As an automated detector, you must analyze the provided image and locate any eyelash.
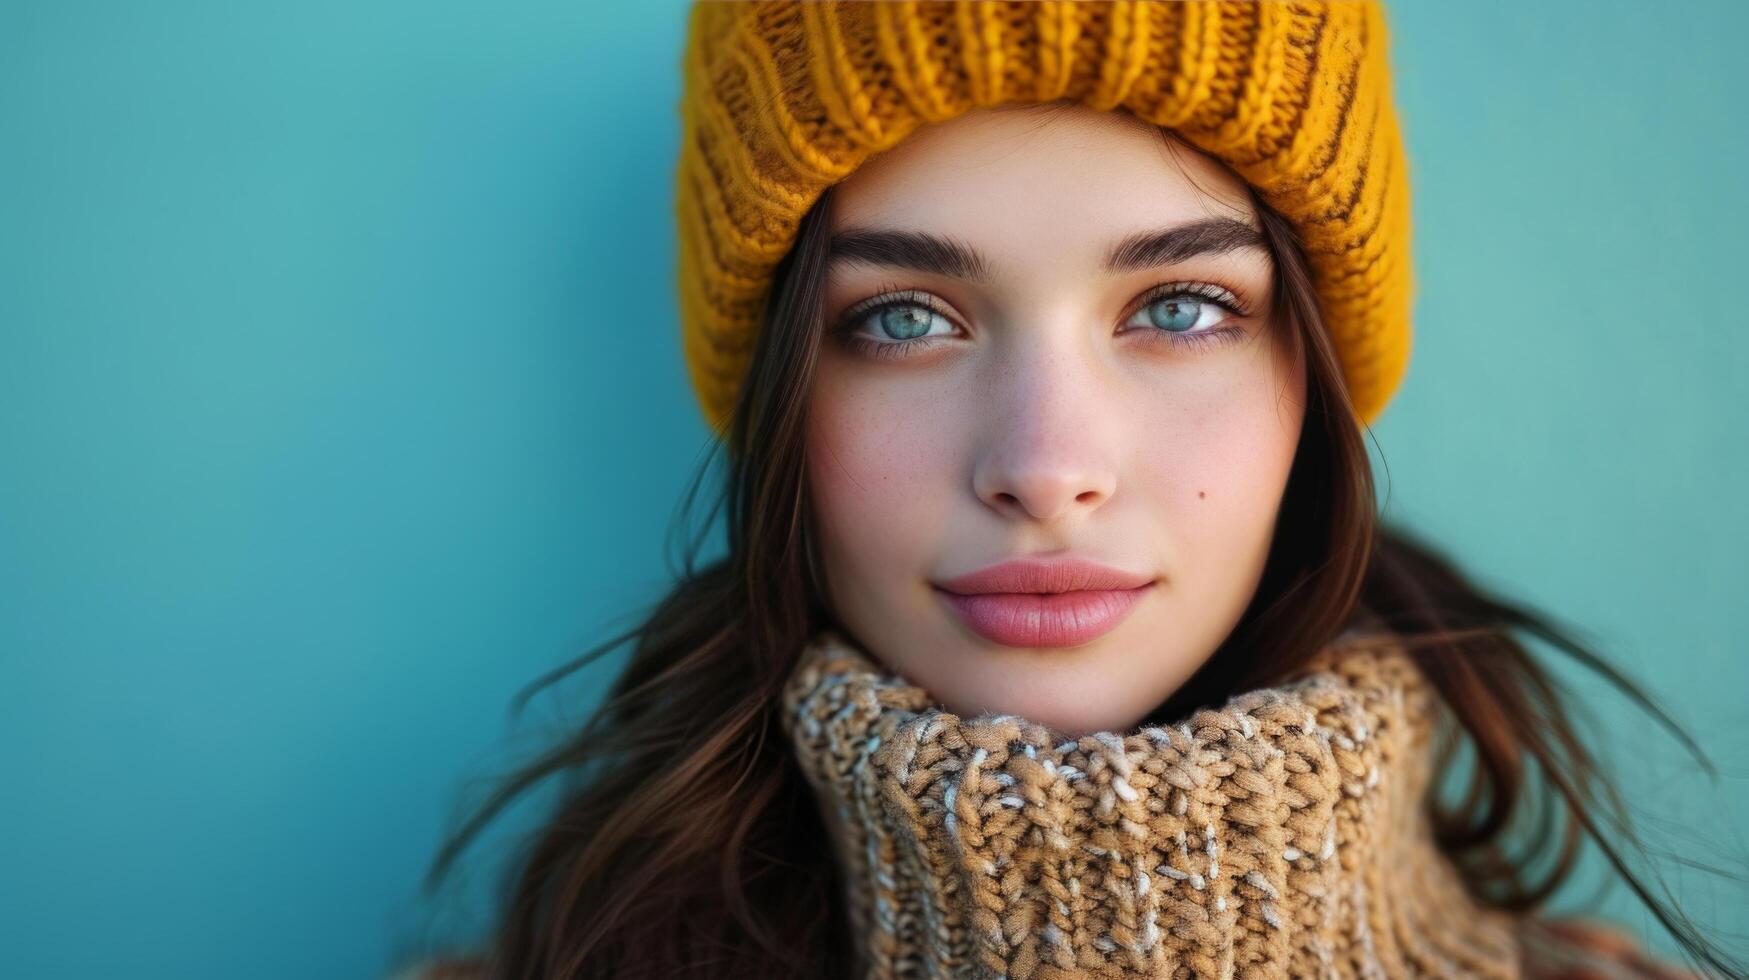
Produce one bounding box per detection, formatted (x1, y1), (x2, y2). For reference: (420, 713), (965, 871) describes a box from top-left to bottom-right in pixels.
(828, 280), (1253, 361)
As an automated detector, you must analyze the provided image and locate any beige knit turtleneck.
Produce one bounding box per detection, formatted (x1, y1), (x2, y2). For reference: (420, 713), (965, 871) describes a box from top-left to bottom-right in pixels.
(779, 629), (1526, 979)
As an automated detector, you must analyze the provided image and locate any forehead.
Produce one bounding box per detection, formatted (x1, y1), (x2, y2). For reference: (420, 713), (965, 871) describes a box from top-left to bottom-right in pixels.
(828, 103), (1257, 248)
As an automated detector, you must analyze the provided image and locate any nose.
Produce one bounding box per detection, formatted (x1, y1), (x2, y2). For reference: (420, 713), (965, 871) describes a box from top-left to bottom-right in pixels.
(970, 345), (1119, 523)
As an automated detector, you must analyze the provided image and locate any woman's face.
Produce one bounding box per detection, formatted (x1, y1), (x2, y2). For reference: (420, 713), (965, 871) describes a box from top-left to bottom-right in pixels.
(804, 102), (1306, 737)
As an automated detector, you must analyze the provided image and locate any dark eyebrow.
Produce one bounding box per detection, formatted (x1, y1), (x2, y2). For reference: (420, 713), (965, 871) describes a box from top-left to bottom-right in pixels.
(1103, 217), (1268, 272)
(826, 228), (994, 282)
(825, 216), (1267, 283)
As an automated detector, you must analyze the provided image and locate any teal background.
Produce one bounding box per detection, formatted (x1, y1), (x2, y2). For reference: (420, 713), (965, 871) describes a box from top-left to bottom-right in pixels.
(3, 1), (1744, 977)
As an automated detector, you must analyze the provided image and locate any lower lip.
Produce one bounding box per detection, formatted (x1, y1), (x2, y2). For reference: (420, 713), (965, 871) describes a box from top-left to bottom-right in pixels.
(934, 585), (1151, 648)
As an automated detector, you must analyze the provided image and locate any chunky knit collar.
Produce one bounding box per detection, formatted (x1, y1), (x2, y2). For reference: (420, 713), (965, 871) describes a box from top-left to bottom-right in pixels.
(779, 628), (1526, 979)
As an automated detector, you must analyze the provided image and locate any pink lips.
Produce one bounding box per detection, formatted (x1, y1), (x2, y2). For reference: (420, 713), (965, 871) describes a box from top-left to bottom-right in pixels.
(932, 556), (1155, 648)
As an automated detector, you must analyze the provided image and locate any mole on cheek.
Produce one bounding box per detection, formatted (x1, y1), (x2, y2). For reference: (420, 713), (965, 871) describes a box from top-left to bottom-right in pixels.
(1198, 490), (1207, 499)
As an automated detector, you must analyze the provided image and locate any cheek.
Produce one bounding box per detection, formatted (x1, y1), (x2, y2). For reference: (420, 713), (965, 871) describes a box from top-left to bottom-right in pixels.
(804, 373), (961, 608)
(1136, 338), (1305, 587)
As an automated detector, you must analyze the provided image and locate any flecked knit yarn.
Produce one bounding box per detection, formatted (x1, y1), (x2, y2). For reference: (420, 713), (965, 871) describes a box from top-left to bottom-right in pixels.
(779, 629), (1524, 979)
(677, 1), (1415, 436)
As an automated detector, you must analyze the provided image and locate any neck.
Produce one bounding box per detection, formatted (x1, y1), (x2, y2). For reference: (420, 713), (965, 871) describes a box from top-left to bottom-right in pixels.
(780, 629), (1524, 979)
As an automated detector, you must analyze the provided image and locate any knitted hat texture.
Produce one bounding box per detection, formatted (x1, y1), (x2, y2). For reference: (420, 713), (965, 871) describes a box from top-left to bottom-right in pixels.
(780, 628), (1523, 978)
(676, 0), (1415, 436)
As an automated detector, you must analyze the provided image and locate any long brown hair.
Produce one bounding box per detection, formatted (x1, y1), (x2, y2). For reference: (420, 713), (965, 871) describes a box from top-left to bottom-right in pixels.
(416, 122), (1744, 979)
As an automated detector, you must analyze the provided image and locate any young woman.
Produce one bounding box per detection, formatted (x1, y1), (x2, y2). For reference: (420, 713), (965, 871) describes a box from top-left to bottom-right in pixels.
(407, 3), (1741, 977)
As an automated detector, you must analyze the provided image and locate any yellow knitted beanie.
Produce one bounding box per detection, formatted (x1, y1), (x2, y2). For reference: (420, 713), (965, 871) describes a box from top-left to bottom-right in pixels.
(676, 1), (1413, 436)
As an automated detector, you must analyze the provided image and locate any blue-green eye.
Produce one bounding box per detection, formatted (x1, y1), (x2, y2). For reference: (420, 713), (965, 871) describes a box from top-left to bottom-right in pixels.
(832, 289), (958, 359)
(872, 304), (942, 341)
(1123, 283), (1242, 336)
(1145, 297), (1202, 331)
(830, 281), (1250, 362)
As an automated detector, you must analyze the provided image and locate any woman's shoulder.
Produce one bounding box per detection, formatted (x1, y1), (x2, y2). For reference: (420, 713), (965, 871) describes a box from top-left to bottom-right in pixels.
(1519, 916), (1701, 979)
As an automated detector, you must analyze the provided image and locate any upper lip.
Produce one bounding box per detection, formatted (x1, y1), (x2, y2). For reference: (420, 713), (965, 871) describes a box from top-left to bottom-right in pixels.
(933, 556), (1156, 595)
